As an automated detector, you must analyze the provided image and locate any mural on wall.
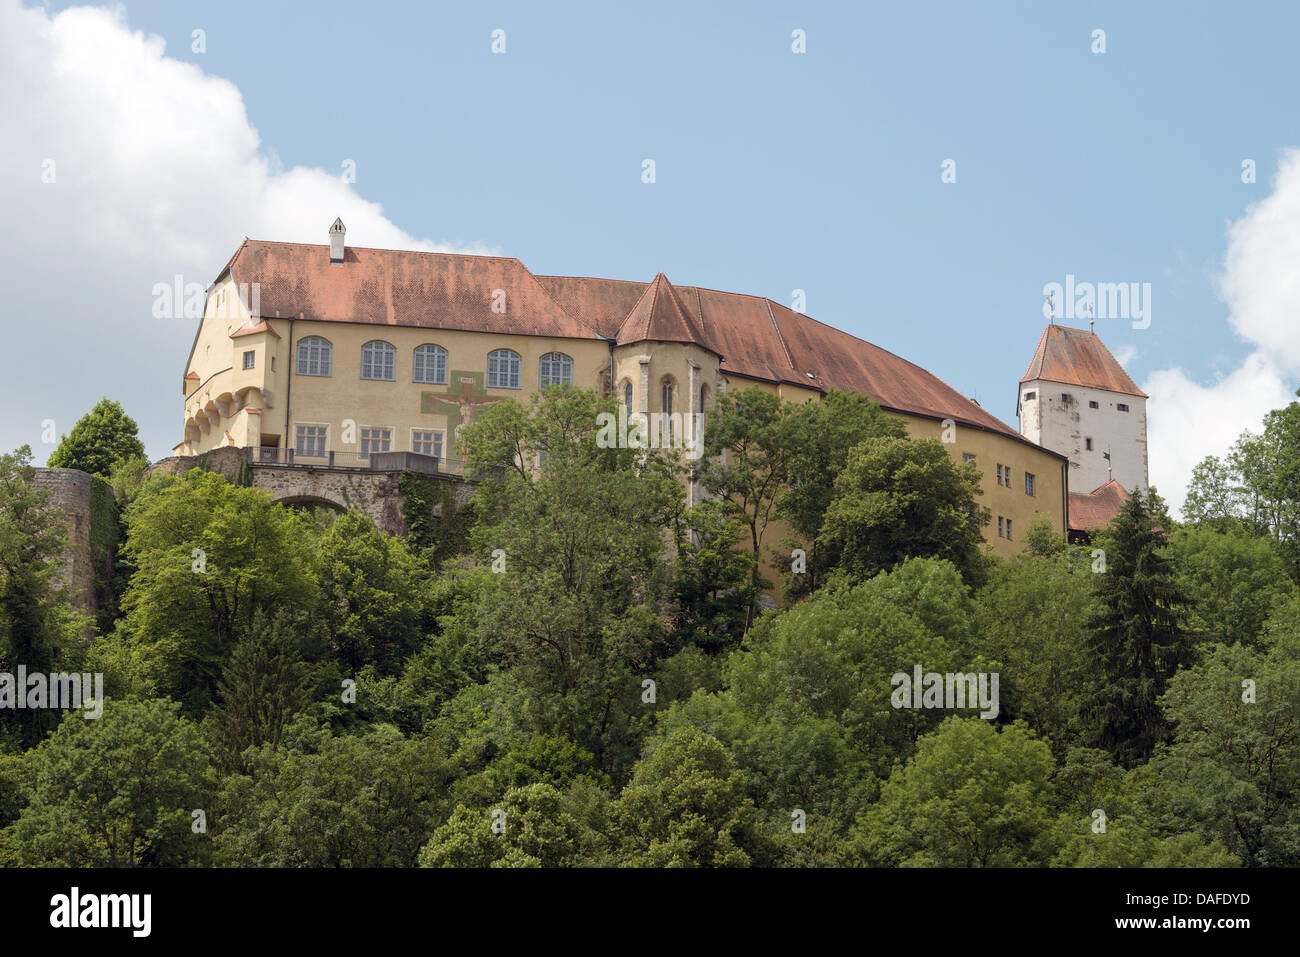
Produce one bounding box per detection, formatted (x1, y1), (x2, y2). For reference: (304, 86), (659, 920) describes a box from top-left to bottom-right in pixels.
(420, 370), (504, 460)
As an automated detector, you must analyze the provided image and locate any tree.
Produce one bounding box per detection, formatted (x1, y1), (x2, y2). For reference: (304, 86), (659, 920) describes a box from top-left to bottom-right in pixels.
(13, 698), (212, 866)
(611, 725), (773, 867)
(215, 721), (450, 867)
(115, 470), (316, 711)
(418, 782), (607, 868)
(856, 718), (1059, 867)
(1168, 524), (1294, 647)
(458, 389), (682, 777)
(1083, 487), (1192, 767)
(777, 391), (907, 595)
(975, 546), (1098, 750)
(1182, 454), (1248, 529)
(817, 436), (990, 586)
(46, 398), (145, 477)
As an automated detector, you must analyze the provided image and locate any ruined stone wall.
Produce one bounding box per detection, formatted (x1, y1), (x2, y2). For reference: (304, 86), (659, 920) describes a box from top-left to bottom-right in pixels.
(32, 468), (116, 619)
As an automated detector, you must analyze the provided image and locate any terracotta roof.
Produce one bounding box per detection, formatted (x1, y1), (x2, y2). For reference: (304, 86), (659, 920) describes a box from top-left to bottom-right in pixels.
(230, 319), (280, 339)
(540, 274), (1034, 440)
(616, 273), (718, 354)
(1068, 479), (1129, 531)
(209, 238), (1056, 448)
(221, 240), (602, 340)
(1021, 324), (1146, 397)
(185, 371), (200, 380)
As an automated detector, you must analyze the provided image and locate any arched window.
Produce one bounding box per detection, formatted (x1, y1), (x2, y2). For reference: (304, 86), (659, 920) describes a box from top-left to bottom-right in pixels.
(661, 377), (674, 417)
(623, 381), (633, 411)
(412, 344), (448, 384)
(361, 340), (396, 381)
(699, 383), (710, 412)
(487, 349), (521, 389)
(539, 352), (573, 388)
(296, 336), (332, 377)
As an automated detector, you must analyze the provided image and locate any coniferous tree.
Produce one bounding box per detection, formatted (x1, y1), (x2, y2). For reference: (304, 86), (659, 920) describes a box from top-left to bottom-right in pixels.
(1083, 487), (1192, 767)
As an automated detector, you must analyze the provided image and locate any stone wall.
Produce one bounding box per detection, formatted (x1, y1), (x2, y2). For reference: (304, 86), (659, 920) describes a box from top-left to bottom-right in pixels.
(32, 468), (117, 620)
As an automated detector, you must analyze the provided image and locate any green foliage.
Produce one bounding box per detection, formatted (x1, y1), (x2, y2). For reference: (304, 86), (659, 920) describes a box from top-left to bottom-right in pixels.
(13, 698), (212, 866)
(399, 471), (475, 568)
(116, 470), (317, 710)
(857, 718), (1059, 867)
(611, 725), (774, 867)
(215, 720), (449, 867)
(818, 436), (990, 587)
(1168, 524), (1294, 647)
(1083, 487), (1193, 766)
(46, 398), (146, 478)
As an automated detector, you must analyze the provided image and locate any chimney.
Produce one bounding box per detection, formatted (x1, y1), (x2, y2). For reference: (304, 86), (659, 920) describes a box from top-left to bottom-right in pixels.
(329, 217), (346, 264)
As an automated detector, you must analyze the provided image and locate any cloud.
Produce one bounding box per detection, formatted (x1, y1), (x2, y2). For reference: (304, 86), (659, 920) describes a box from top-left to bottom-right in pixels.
(0, 1), (494, 460)
(1144, 149), (1300, 516)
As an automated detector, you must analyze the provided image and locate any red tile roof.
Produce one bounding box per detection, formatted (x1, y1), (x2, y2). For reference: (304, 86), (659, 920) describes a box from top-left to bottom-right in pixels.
(211, 239), (1059, 448)
(1068, 479), (1129, 531)
(230, 319), (280, 339)
(1021, 324), (1146, 397)
(221, 240), (602, 340)
(616, 273), (719, 354)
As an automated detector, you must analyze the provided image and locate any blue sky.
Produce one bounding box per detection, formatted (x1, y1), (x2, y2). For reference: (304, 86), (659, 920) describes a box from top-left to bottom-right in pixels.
(6, 0), (1300, 509)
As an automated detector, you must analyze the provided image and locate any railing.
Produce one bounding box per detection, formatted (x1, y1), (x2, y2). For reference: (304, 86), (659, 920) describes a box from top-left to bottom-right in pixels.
(246, 446), (467, 476)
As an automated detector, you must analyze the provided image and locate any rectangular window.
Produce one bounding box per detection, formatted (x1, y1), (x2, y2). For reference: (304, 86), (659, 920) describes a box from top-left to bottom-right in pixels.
(411, 429), (443, 459)
(360, 427), (392, 459)
(294, 424), (327, 458)
(996, 464), (1004, 486)
(1062, 393), (1071, 402)
(1085, 437), (1094, 451)
(962, 453), (976, 465)
(1004, 466), (1011, 487)
(1006, 519), (1012, 540)
(1025, 472), (1036, 496)
(998, 516), (1004, 537)
(1117, 403), (1129, 412)
(243, 350), (255, 370)
(1089, 400), (1099, 409)
(1023, 391), (1036, 401)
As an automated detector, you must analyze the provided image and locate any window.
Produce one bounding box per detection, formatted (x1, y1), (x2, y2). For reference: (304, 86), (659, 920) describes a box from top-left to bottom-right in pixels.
(539, 352), (573, 388)
(1061, 393), (1071, 402)
(296, 336), (332, 376)
(361, 340), (396, 381)
(1006, 519), (1013, 540)
(411, 429), (443, 459)
(1117, 403), (1129, 412)
(360, 427), (392, 459)
(962, 453), (976, 465)
(1004, 466), (1011, 487)
(1089, 400), (1099, 409)
(623, 381), (633, 411)
(1025, 472), (1036, 496)
(1023, 391), (1036, 401)
(487, 349), (521, 389)
(662, 379), (674, 417)
(996, 464), (1004, 486)
(412, 344), (448, 385)
(295, 424), (327, 458)
(243, 350), (255, 370)
(998, 516), (1004, 537)
(1085, 437), (1094, 451)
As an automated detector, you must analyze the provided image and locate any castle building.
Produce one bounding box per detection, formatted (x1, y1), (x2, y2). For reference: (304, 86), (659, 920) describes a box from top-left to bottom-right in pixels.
(1017, 324), (1149, 498)
(179, 221), (1069, 557)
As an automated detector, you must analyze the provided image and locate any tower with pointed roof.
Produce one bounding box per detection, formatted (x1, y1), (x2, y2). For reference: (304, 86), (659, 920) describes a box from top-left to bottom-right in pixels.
(1017, 324), (1148, 496)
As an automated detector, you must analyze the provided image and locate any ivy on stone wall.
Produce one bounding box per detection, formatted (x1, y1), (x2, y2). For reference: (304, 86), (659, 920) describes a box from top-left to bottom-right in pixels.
(398, 471), (474, 567)
(87, 475), (120, 634)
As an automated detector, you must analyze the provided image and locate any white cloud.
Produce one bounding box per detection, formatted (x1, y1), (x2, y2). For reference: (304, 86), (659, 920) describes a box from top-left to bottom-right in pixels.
(1144, 149), (1300, 516)
(0, 1), (494, 460)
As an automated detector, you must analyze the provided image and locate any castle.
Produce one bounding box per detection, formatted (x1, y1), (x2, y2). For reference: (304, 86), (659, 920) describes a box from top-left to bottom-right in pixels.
(175, 220), (1142, 557)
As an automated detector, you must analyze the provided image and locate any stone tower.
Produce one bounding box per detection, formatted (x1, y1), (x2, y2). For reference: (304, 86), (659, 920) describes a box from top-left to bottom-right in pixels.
(1017, 324), (1148, 495)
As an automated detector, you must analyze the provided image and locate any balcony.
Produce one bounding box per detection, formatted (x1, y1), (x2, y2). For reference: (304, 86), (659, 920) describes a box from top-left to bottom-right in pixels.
(246, 446), (464, 476)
